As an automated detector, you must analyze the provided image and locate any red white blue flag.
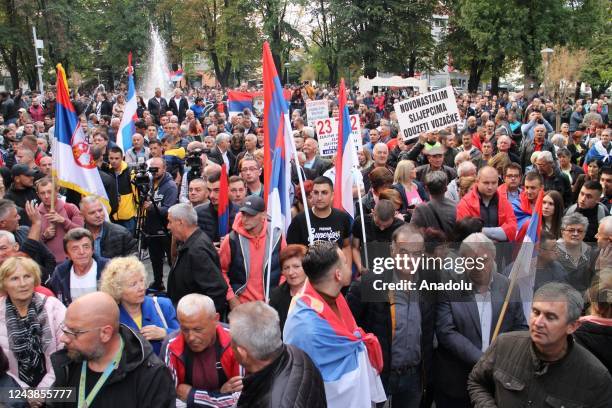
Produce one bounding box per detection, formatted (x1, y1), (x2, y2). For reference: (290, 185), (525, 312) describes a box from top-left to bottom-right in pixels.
(117, 52), (138, 152)
(227, 90), (254, 118)
(218, 163), (230, 238)
(333, 78), (358, 219)
(262, 42), (293, 233)
(508, 189), (543, 320)
(53, 64), (109, 208)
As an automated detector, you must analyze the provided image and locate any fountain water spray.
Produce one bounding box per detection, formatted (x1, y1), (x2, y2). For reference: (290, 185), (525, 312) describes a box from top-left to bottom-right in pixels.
(141, 26), (172, 100)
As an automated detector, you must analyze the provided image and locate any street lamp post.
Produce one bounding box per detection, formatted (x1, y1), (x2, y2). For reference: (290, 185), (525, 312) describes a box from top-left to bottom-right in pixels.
(540, 47), (554, 99)
(284, 62), (290, 85)
(32, 26), (45, 95)
(93, 68), (102, 87)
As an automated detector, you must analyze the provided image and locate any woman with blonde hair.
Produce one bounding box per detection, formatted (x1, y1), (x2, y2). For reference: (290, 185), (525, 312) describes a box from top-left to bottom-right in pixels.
(392, 160), (428, 213)
(100, 256), (179, 354)
(574, 272), (612, 372)
(0, 256), (65, 390)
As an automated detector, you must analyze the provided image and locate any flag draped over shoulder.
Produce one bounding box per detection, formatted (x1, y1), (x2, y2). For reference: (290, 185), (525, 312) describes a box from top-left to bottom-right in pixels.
(508, 189), (543, 321)
(283, 281), (386, 407)
(262, 42), (293, 234)
(117, 52), (138, 152)
(218, 163), (230, 238)
(53, 64), (109, 207)
(333, 79), (357, 219)
(584, 140), (611, 166)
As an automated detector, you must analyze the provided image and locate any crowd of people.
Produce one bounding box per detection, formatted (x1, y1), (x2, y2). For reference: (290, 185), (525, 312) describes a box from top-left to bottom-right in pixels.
(0, 81), (609, 407)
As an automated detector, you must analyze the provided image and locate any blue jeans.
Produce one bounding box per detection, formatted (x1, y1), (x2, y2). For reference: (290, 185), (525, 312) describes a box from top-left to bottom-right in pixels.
(386, 369), (422, 408)
(115, 218), (136, 236)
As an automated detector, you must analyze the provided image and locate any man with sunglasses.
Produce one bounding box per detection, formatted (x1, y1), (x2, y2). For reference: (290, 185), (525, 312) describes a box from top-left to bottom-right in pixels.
(51, 291), (175, 407)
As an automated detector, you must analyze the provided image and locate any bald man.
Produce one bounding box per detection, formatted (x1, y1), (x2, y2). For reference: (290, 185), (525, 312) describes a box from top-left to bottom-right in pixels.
(51, 292), (175, 407)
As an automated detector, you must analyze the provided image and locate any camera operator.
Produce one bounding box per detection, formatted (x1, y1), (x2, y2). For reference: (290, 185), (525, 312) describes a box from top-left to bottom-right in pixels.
(178, 141), (209, 203)
(144, 157), (178, 291)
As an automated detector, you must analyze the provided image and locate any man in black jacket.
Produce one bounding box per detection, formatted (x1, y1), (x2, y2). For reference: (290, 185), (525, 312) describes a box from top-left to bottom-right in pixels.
(147, 87), (168, 124)
(51, 292), (175, 408)
(347, 224), (436, 408)
(535, 150), (573, 206)
(80, 196), (137, 258)
(145, 157), (178, 291)
(230, 301), (326, 408)
(167, 203), (228, 314)
(196, 170), (238, 243)
(168, 88), (189, 123)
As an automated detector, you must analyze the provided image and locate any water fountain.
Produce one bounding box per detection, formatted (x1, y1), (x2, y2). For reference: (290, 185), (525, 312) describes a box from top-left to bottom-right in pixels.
(141, 26), (172, 100)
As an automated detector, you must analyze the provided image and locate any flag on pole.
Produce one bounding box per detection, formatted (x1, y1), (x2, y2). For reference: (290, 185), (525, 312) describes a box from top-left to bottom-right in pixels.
(333, 78), (358, 219)
(508, 189), (543, 321)
(227, 90), (254, 118)
(117, 52), (138, 152)
(218, 163), (230, 238)
(262, 42), (294, 233)
(53, 64), (109, 208)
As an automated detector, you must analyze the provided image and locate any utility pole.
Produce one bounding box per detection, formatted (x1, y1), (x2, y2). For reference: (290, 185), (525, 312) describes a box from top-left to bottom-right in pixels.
(32, 26), (45, 95)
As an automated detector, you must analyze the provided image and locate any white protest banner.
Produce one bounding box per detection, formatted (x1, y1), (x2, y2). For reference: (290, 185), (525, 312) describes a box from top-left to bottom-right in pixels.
(306, 99), (329, 126)
(393, 86), (461, 141)
(315, 114), (363, 157)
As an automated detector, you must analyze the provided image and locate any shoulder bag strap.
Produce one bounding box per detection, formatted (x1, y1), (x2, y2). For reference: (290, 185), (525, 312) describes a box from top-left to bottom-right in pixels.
(152, 296), (168, 329)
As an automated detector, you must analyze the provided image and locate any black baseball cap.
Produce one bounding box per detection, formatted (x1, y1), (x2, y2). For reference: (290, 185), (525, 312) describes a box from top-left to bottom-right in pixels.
(239, 195), (265, 215)
(11, 164), (35, 178)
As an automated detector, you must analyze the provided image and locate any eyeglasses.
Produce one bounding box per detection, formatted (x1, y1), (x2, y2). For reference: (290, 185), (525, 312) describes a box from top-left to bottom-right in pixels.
(563, 228), (585, 235)
(60, 323), (102, 339)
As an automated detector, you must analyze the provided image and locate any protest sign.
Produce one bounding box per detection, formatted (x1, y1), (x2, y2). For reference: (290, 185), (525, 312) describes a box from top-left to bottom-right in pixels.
(253, 96), (264, 114)
(315, 114), (363, 157)
(393, 86), (461, 141)
(306, 100), (330, 126)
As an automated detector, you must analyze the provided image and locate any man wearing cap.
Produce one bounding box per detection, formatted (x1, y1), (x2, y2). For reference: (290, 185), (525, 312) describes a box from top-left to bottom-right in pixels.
(220, 195), (285, 310)
(5, 164), (38, 213)
(415, 145), (457, 184)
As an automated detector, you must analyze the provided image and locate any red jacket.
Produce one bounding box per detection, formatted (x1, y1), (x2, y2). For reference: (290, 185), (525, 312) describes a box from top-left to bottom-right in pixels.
(456, 185), (517, 241)
(161, 323), (240, 400)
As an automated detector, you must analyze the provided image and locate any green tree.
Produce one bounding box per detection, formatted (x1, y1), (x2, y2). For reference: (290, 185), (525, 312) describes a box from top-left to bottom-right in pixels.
(160, 0), (259, 88)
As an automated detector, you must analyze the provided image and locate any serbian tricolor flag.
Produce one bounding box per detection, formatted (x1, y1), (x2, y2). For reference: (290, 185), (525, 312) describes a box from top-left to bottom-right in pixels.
(218, 163), (230, 238)
(117, 52), (138, 152)
(507, 189), (543, 321)
(584, 140), (611, 167)
(511, 190), (539, 242)
(333, 79), (358, 219)
(284, 280), (386, 407)
(262, 42), (293, 233)
(227, 90), (254, 118)
(53, 64), (109, 208)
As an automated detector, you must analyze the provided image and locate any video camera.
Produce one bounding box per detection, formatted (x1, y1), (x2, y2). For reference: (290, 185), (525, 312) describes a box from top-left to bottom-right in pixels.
(185, 147), (210, 184)
(133, 158), (157, 196)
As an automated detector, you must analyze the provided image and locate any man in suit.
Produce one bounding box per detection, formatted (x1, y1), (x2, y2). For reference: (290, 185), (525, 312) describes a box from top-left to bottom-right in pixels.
(347, 224), (437, 407)
(168, 88), (189, 123)
(207, 133), (237, 175)
(147, 87), (168, 124)
(302, 138), (331, 180)
(434, 233), (527, 407)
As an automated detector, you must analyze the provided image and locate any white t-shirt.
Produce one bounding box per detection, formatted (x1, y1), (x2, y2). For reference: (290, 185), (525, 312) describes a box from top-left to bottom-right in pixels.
(70, 261), (98, 300)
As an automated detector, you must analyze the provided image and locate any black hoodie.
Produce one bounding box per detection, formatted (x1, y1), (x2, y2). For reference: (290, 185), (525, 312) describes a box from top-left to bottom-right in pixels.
(49, 325), (175, 407)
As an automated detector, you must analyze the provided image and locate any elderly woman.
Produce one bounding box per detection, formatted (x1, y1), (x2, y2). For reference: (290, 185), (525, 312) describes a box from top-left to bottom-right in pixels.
(269, 244), (307, 333)
(392, 160), (428, 213)
(574, 272), (612, 372)
(100, 256), (179, 354)
(0, 257), (65, 389)
(555, 213), (598, 293)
